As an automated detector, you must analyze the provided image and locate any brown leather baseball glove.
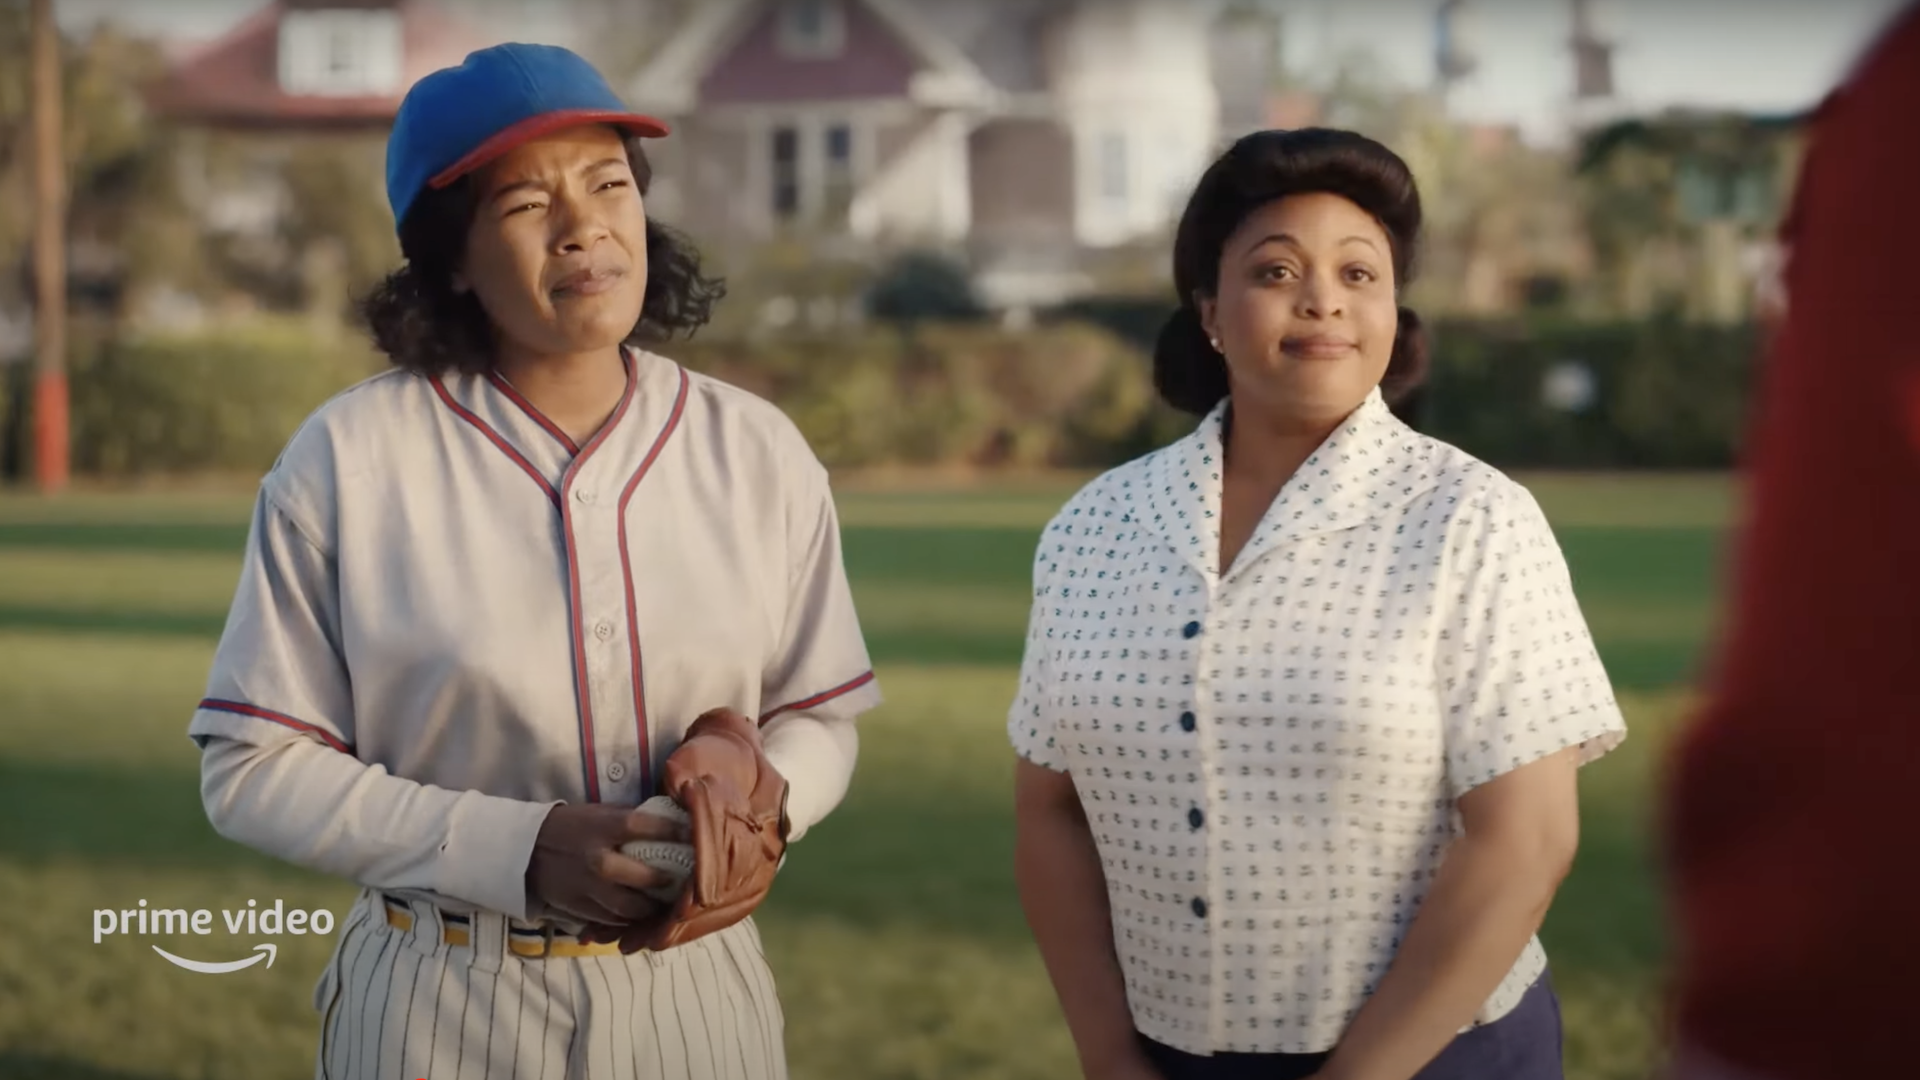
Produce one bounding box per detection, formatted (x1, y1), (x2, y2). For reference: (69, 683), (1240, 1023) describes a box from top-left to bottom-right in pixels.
(641, 706), (790, 950)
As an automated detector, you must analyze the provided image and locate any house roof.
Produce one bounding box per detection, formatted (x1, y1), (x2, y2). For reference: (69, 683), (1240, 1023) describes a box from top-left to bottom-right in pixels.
(628, 0), (1269, 130)
(893, 0), (1058, 94)
(625, 0), (1000, 112)
(143, 0), (491, 130)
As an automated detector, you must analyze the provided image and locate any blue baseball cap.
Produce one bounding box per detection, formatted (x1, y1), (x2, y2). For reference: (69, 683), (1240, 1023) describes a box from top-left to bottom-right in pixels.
(385, 43), (669, 230)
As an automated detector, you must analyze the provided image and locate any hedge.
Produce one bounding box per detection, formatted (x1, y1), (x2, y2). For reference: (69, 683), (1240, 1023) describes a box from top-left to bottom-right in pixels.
(0, 318), (1175, 480)
(0, 310), (1765, 482)
(1, 316), (385, 480)
(1055, 299), (1765, 470)
(1418, 313), (1762, 469)
(668, 321), (1188, 470)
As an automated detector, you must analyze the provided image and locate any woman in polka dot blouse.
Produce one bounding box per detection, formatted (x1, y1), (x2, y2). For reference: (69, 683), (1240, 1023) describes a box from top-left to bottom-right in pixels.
(1008, 128), (1627, 1080)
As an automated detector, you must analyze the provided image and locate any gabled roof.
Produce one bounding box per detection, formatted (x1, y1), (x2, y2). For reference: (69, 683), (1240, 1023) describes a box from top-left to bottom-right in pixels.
(625, 0), (999, 113)
(885, 0), (1058, 94)
(143, 0), (490, 130)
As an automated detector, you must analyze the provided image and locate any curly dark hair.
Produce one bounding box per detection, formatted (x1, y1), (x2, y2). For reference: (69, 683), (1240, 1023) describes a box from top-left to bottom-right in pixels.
(359, 135), (726, 376)
(1154, 127), (1430, 417)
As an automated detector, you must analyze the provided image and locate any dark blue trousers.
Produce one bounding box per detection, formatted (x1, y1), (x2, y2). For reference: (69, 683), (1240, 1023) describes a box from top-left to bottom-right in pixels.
(1138, 970), (1565, 1080)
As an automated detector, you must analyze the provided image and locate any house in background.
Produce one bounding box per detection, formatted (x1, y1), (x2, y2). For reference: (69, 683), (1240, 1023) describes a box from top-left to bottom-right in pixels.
(141, 0), (588, 233)
(130, 0), (1280, 321)
(626, 0), (1279, 310)
(135, 0), (640, 327)
(145, 0), (487, 133)
(143, 0), (630, 131)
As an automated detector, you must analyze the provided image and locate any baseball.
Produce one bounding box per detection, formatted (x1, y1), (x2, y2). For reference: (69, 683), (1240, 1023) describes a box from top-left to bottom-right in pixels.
(620, 795), (695, 903)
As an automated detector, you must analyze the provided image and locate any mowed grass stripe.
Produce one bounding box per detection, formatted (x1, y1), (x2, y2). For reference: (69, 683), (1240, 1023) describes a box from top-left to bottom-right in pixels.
(0, 474), (1732, 1079)
(0, 525), (1722, 690)
(0, 649), (1683, 1080)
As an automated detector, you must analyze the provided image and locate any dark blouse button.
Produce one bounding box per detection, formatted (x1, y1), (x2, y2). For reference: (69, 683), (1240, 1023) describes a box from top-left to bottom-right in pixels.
(1191, 897), (1208, 918)
(1182, 620), (1201, 639)
(1179, 711), (1196, 732)
(1188, 806), (1204, 829)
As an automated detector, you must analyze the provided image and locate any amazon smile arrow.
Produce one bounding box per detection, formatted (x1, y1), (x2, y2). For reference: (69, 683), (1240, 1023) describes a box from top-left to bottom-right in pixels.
(151, 943), (277, 974)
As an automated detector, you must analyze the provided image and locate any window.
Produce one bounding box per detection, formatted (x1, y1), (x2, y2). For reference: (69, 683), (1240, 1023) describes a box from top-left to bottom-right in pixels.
(278, 10), (403, 96)
(1098, 131), (1129, 205)
(768, 119), (861, 228)
(825, 124), (853, 166)
(822, 123), (854, 222)
(777, 0), (846, 59)
(771, 126), (801, 220)
(326, 22), (357, 78)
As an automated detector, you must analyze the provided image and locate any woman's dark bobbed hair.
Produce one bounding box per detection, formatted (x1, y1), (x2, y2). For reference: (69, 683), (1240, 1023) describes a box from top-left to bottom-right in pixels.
(1154, 127), (1430, 417)
(359, 134), (725, 376)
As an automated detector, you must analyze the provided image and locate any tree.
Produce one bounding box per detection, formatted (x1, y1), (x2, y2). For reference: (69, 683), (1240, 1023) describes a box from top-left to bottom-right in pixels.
(1286, 47), (1586, 317)
(259, 135), (399, 322)
(0, 11), (208, 335)
(1574, 110), (1800, 320)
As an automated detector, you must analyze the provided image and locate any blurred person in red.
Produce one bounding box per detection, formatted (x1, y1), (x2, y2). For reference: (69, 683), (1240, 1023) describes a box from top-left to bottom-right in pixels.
(1660, 4), (1920, 1080)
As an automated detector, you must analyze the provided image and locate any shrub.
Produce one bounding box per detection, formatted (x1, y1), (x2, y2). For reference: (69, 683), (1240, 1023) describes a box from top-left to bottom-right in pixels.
(11, 304), (1766, 482)
(1044, 295), (1764, 469)
(671, 321), (1170, 470)
(65, 316), (385, 477)
(863, 250), (987, 326)
(1419, 313), (1762, 469)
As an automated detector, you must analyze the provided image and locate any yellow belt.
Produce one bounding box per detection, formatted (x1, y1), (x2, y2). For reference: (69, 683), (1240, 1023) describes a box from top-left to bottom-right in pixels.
(381, 896), (626, 958)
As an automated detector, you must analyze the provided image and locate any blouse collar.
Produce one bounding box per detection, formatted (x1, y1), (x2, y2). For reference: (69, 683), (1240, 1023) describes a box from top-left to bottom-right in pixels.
(1133, 384), (1444, 585)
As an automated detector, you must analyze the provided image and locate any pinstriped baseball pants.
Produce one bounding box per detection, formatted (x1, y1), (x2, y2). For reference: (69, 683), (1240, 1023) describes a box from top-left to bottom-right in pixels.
(312, 889), (787, 1080)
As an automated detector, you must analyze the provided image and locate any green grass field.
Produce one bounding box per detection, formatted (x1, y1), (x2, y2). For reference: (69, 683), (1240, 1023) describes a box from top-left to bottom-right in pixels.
(0, 473), (1736, 1080)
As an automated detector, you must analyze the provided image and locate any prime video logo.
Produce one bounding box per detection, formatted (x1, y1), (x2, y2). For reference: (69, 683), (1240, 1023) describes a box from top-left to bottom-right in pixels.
(93, 898), (337, 974)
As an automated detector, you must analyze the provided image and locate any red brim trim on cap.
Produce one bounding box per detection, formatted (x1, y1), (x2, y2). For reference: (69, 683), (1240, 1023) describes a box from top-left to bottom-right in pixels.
(428, 108), (671, 189)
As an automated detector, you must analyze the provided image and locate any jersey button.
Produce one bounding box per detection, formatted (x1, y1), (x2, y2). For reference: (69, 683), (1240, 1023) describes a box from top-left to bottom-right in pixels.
(1179, 711), (1196, 732)
(1191, 897), (1208, 919)
(575, 488), (595, 504)
(594, 620), (614, 641)
(607, 761), (627, 781)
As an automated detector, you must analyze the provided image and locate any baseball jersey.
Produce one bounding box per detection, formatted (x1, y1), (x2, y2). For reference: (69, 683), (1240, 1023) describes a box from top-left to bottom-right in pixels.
(1663, 6), (1920, 1078)
(189, 346), (882, 924)
(1007, 385), (1627, 1055)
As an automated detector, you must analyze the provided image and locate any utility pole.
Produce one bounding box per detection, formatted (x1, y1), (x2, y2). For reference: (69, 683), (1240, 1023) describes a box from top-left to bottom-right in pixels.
(30, 0), (69, 493)
(1567, 0), (1619, 132)
(1433, 0), (1479, 112)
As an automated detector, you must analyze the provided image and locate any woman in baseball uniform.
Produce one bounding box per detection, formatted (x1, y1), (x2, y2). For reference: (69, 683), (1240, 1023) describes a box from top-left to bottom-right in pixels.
(189, 43), (881, 1080)
(1009, 128), (1627, 1080)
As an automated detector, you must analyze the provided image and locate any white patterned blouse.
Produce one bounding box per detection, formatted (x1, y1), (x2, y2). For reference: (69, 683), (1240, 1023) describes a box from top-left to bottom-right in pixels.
(1008, 385), (1628, 1055)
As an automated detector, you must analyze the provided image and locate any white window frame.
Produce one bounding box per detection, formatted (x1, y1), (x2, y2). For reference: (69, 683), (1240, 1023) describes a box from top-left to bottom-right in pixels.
(758, 113), (869, 229)
(821, 120), (857, 220)
(776, 0), (847, 60)
(278, 10), (404, 97)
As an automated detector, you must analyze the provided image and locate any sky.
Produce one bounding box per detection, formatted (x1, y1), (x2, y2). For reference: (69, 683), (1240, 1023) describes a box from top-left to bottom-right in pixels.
(53, 0), (1914, 144)
(1277, 0), (1910, 140)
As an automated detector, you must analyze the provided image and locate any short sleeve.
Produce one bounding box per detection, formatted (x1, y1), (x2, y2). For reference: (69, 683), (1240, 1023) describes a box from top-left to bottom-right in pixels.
(1007, 516), (1068, 771)
(1435, 481), (1626, 798)
(189, 479), (357, 755)
(758, 460), (882, 725)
